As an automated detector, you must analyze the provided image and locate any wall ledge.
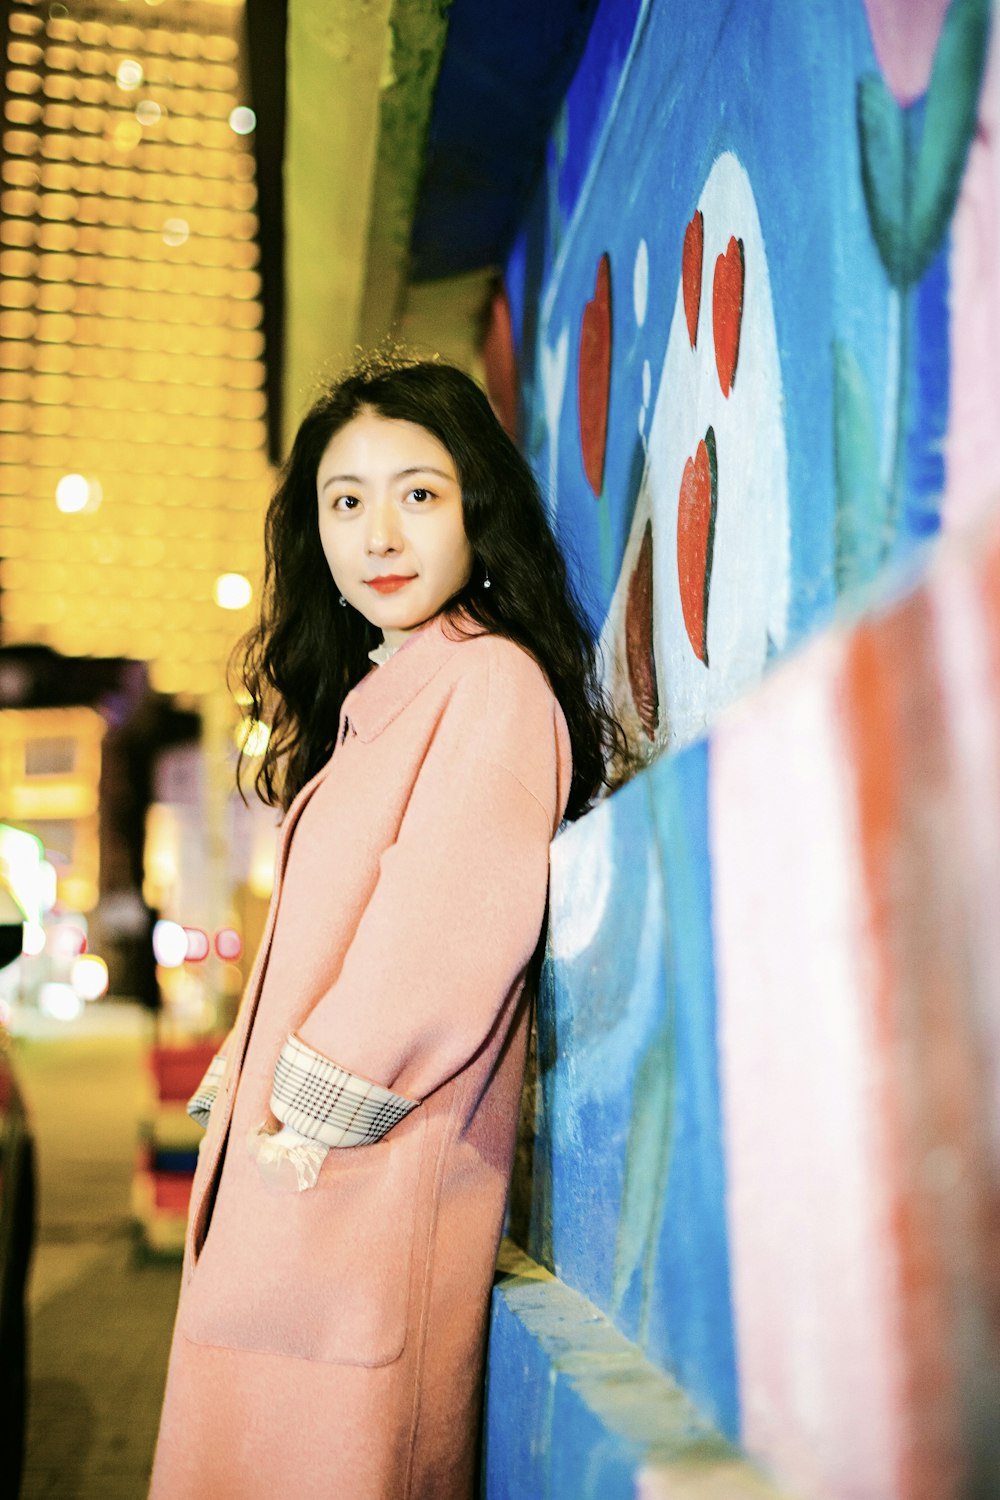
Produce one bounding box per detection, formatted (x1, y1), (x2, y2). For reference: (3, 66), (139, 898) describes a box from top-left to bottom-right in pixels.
(486, 1241), (790, 1499)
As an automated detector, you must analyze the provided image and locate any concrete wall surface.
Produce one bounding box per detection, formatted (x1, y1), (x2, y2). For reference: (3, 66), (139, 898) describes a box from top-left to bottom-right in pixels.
(483, 2), (1000, 1496)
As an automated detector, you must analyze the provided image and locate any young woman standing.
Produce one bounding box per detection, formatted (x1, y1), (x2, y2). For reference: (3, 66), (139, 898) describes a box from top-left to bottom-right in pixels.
(150, 356), (619, 1500)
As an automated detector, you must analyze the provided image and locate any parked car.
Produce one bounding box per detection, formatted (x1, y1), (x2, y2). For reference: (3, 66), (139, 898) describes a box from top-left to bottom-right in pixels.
(0, 881), (37, 1497)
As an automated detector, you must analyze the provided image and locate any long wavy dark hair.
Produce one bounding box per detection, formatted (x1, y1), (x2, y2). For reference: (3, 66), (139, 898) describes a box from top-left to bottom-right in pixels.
(235, 355), (626, 820)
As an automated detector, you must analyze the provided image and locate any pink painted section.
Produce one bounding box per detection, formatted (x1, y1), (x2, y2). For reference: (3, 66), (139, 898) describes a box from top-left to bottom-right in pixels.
(711, 499), (1000, 1499)
(840, 565), (1000, 1498)
(944, 26), (1000, 529)
(711, 638), (904, 1500)
(860, 0), (951, 102)
(928, 526), (1000, 1159)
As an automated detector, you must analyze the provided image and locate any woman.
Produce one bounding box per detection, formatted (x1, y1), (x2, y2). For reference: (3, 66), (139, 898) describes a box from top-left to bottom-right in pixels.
(150, 355), (620, 1499)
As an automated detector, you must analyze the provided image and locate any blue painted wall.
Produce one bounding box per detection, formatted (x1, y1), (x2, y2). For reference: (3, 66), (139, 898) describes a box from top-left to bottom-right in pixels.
(532, 743), (737, 1438)
(484, 0), (989, 1490)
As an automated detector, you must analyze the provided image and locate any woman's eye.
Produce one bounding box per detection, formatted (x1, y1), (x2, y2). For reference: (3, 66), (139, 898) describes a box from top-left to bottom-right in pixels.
(407, 487), (433, 503)
(333, 494), (360, 511)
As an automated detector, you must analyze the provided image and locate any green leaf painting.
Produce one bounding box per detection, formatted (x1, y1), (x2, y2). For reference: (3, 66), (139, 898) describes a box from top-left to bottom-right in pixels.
(611, 1010), (675, 1337)
(857, 72), (910, 286)
(858, 0), (990, 290)
(849, 0), (990, 575)
(912, 0), (992, 283)
(833, 339), (884, 592)
(611, 779), (679, 1343)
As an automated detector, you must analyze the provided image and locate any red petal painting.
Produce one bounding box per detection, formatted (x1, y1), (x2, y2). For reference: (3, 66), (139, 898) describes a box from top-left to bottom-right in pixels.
(578, 252), (612, 498)
(713, 235), (745, 397)
(676, 426), (718, 665)
(682, 210), (703, 349)
(625, 519), (658, 740)
(482, 283), (518, 440)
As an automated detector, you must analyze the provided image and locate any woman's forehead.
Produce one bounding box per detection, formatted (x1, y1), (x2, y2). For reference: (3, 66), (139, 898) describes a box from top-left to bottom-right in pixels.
(317, 411), (457, 483)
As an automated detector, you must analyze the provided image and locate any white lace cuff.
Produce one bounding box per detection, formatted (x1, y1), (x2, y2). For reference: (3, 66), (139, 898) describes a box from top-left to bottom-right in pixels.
(186, 1053), (226, 1129)
(246, 1121), (328, 1192)
(270, 1033), (419, 1147)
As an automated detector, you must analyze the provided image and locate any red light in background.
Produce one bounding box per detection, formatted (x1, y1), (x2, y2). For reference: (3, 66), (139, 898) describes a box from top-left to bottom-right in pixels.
(184, 927), (210, 962)
(214, 927), (242, 961)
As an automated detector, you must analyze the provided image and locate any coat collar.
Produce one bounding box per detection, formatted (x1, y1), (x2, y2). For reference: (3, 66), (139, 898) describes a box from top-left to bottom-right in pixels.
(340, 609), (480, 743)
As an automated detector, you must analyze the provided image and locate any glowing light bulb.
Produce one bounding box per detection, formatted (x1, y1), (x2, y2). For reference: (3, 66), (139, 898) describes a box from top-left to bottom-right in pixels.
(214, 572), (252, 610)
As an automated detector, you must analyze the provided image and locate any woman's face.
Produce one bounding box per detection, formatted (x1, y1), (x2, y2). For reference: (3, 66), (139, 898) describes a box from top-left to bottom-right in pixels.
(316, 411), (474, 644)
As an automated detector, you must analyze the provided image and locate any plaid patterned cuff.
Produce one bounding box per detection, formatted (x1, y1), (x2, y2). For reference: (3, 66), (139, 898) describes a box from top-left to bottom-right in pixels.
(186, 1053), (226, 1129)
(270, 1033), (419, 1148)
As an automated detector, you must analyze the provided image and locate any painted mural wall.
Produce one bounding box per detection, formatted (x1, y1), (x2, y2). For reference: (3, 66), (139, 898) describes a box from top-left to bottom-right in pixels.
(485, 1), (1000, 1496)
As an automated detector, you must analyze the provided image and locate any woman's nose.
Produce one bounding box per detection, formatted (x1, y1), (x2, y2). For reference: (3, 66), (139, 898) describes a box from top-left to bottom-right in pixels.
(365, 500), (402, 554)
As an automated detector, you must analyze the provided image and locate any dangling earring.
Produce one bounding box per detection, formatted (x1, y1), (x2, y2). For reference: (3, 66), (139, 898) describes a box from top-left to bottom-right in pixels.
(338, 593), (347, 607)
(483, 571), (492, 590)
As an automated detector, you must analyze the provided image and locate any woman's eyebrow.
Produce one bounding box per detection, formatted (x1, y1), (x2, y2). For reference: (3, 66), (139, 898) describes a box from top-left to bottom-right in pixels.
(320, 465), (453, 492)
(321, 473), (362, 490)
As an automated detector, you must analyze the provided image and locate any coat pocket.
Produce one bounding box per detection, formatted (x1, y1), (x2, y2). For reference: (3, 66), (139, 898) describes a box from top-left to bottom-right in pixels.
(179, 1109), (427, 1366)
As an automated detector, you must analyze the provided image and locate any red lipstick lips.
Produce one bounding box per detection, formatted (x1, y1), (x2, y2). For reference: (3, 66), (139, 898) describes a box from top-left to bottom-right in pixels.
(365, 575), (415, 594)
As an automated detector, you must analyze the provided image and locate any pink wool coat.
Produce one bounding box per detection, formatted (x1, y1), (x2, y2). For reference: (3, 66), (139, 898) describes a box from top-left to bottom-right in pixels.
(150, 613), (572, 1500)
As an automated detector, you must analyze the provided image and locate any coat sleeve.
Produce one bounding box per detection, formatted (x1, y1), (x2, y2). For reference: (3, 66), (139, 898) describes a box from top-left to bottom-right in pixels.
(185, 1026), (237, 1129)
(186, 1053), (227, 1130)
(269, 649), (568, 1148)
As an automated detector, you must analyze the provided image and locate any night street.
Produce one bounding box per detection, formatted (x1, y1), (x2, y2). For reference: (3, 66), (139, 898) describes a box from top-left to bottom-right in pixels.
(14, 1006), (181, 1499)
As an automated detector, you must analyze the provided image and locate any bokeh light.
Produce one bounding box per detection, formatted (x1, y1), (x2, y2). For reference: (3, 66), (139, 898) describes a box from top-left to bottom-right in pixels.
(235, 717), (269, 757)
(116, 58), (144, 90)
(39, 861), (58, 912)
(161, 216), (189, 247)
(55, 471), (101, 513)
(183, 926), (210, 962)
(49, 923), (88, 959)
(214, 571), (252, 609)
(21, 921), (46, 957)
(111, 116), (143, 151)
(228, 106), (255, 135)
(214, 927), (242, 961)
(152, 917), (187, 967)
(71, 952), (109, 1000)
(39, 982), (83, 1022)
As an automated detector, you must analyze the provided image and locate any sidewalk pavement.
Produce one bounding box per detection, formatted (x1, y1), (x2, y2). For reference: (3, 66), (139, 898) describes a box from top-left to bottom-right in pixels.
(12, 1003), (182, 1499)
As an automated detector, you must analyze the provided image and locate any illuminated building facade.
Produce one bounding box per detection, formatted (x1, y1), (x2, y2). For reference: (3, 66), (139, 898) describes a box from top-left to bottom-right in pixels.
(0, 0), (269, 699)
(0, 703), (103, 911)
